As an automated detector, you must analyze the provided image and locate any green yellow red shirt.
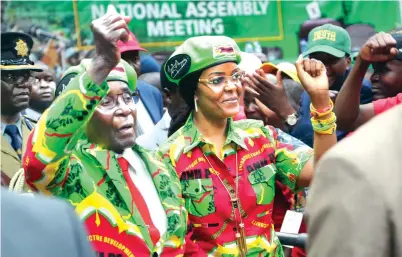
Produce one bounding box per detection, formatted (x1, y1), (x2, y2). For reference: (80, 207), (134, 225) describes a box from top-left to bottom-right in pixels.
(157, 114), (313, 257)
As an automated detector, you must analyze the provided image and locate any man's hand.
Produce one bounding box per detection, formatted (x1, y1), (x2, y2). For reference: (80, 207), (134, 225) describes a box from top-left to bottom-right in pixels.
(244, 69), (295, 119)
(295, 55), (329, 109)
(89, 5), (131, 83)
(359, 32), (399, 63)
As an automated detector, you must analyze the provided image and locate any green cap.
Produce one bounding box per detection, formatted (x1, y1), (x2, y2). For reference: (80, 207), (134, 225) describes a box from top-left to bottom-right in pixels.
(304, 24), (351, 58)
(163, 36), (241, 86)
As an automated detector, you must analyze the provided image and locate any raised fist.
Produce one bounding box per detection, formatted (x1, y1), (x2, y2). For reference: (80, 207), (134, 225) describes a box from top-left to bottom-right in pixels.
(359, 32), (399, 63)
(295, 55), (330, 109)
(90, 5), (131, 68)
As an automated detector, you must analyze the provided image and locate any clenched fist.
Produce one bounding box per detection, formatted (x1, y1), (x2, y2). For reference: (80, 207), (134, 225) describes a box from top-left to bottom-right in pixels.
(295, 55), (330, 109)
(359, 32), (399, 63)
(91, 5), (131, 69)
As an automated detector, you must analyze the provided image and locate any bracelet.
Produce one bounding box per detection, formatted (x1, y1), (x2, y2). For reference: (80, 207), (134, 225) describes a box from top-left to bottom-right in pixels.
(313, 124), (337, 135)
(310, 99), (334, 118)
(311, 112), (337, 135)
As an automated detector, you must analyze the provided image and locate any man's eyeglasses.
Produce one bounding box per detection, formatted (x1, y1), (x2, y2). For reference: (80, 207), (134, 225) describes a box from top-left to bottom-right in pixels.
(2, 71), (34, 84)
(98, 90), (140, 110)
(198, 71), (244, 89)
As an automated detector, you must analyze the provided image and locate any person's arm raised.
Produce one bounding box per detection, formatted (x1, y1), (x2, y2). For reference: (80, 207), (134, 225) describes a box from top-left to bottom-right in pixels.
(88, 5), (131, 84)
(23, 5), (131, 194)
(335, 32), (398, 131)
(295, 56), (337, 188)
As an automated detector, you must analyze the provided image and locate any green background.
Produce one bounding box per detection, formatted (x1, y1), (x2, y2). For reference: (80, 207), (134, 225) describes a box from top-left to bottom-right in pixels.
(4, 0), (401, 62)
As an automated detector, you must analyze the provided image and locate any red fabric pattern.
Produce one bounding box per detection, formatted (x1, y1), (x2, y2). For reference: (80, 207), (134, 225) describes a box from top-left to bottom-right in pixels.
(117, 157), (160, 245)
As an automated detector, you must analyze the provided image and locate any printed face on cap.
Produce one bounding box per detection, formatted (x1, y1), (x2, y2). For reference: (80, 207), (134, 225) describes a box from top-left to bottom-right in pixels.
(86, 81), (138, 153)
(1, 70), (34, 114)
(196, 62), (242, 119)
(163, 36), (242, 86)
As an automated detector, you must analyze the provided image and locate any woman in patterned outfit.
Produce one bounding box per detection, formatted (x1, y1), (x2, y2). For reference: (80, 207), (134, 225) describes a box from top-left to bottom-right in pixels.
(156, 36), (337, 257)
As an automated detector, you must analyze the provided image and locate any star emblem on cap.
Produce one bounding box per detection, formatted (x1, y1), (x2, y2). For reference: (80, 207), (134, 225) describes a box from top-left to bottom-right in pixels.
(15, 39), (28, 57)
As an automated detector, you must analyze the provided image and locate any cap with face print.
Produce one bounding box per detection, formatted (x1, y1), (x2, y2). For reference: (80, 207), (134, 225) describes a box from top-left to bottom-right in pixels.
(163, 36), (242, 88)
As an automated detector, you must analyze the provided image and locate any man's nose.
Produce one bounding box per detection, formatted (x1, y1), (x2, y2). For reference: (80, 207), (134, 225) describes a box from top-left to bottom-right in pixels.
(371, 71), (380, 82)
(115, 99), (133, 116)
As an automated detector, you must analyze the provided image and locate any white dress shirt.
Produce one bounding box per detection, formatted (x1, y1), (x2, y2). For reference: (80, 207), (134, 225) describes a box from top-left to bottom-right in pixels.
(120, 148), (168, 236)
(136, 99), (155, 136)
(136, 111), (171, 151)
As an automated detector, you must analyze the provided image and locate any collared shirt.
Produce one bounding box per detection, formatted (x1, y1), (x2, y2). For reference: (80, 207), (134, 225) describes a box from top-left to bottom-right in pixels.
(136, 111), (172, 151)
(136, 99), (155, 136)
(1, 117), (23, 146)
(118, 148), (168, 236)
(157, 113), (313, 257)
(24, 108), (42, 123)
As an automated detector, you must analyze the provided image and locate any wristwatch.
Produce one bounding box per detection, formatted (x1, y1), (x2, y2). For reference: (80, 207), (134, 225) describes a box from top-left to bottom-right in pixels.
(285, 113), (298, 126)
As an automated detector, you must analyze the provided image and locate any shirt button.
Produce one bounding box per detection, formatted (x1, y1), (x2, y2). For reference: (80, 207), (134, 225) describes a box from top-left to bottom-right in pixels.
(153, 252), (159, 257)
(228, 168), (231, 171)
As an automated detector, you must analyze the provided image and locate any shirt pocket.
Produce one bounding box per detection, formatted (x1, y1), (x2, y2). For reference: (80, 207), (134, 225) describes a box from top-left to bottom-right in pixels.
(181, 178), (216, 217)
(248, 164), (276, 205)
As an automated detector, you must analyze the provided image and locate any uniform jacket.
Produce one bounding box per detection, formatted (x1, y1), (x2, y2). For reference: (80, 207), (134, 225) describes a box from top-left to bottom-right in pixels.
(23, 72), (188, 257)
(1, 116), (33, 187)
(157, 114), (313, 257)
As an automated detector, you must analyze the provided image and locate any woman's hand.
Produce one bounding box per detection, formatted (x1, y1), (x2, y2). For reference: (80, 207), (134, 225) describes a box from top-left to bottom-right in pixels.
(295, 55), (330, 110)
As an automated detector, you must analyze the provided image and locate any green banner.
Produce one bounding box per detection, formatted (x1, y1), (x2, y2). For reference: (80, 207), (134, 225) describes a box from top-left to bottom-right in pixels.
(4, 1), (402, 61)
(74, 0), (284, 49)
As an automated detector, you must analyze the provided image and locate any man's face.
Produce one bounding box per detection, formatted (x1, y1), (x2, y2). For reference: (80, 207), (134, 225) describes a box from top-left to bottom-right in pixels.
(1, 70), (33, 115)
(86, 81), (138, 153)
(30, 70), (56, 107)
(121, 50), (141, 76)
(371, 60), (402, 100)
(309, 52), (350, 88)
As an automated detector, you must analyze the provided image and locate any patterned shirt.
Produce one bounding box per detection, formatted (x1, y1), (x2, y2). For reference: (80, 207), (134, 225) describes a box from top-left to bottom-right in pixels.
(157, 114), (313, 257)
(23, 72), (188, 257)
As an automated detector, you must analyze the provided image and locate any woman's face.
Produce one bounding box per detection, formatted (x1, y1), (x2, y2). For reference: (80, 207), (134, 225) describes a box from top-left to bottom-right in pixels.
(196, 62), (242, 120)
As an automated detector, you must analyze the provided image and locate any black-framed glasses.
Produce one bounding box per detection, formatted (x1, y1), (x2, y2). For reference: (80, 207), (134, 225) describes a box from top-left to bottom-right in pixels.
(2, 70), (34, 84)
(98, 90), (140, 110)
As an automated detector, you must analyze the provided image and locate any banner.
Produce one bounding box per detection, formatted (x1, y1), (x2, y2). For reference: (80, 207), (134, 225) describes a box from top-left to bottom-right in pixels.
(73, 0), (284, 49)
(4, 1), (401, 61)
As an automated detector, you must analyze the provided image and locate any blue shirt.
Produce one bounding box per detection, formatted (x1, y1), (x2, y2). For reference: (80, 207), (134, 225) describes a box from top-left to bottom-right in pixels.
(290, 69), (373, 147)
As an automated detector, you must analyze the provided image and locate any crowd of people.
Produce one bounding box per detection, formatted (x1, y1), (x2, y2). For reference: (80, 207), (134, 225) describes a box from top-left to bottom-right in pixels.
(2, 5), (402, 257)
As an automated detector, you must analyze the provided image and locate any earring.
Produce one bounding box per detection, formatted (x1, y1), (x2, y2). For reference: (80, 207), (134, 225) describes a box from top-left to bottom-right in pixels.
(194, 97), (198, 112)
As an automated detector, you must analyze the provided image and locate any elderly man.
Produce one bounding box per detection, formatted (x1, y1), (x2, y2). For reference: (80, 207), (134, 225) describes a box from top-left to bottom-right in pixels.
(23, 6), (187, 257)
(1, 32), (41, 187)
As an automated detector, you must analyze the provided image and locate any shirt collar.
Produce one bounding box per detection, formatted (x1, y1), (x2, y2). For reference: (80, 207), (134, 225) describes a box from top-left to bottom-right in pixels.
(181, 112), (249, 154)
(1, 116), (23, 137)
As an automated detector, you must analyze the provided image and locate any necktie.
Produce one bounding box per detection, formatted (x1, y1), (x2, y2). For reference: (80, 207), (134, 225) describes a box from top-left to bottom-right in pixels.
(117, 157), (160, 245)
(4, 125), (22, 159)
